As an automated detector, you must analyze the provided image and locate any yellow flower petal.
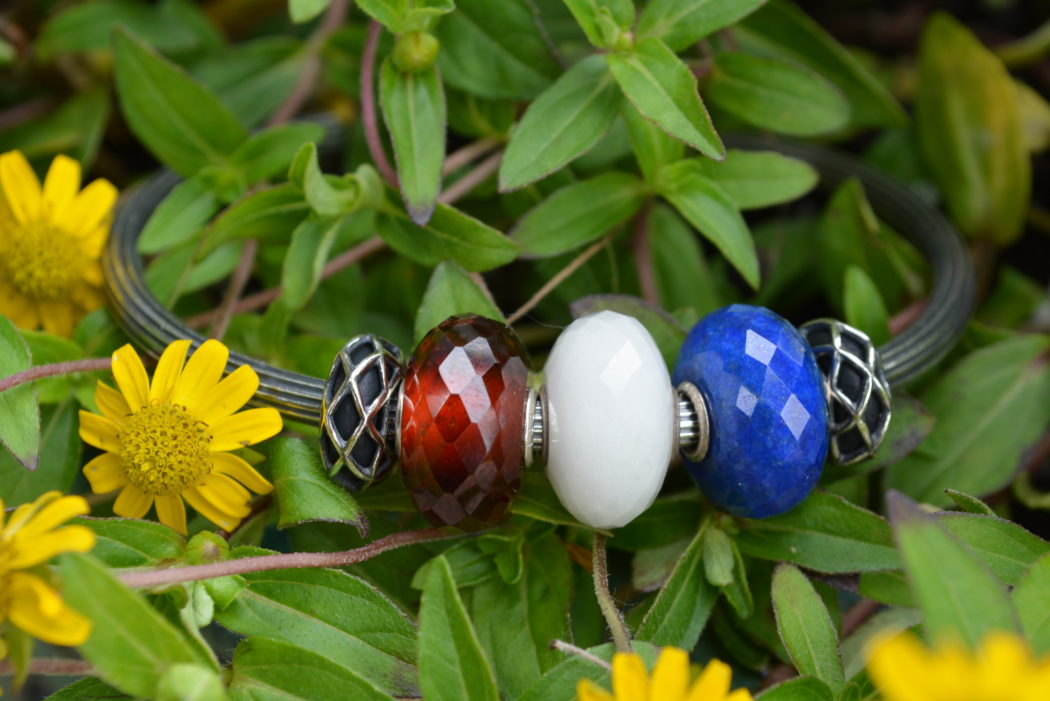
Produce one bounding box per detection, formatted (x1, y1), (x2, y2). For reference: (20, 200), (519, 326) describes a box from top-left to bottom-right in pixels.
(726, 689), (754, 701)
(9, 525), (95, 569)
(83, 452), (128, 493)
(194, 364), (260, 426)
(866, 633), (945, 701)
(171, 339), (230, 411)
(612, 652), (649, 700)
(82, 260), (104, 286)
(577, 679), (616, 701)
(650, 648), (690, 701)
(211, 452), (272, 495)
(111, 343), (150, 412)
(42, 154), (81, 216)
(14, 493), (88, 539)
(197, 472), (252, 517)
(57, 177), (117, 237)
(183, 486), (242, 531)
(113, 484), (152, 519)
(686, 659), (732, 701)
(38, 298), (76, 338)
(149, 339), (192, 404)
(0, 281), (39, 329)
(7, 571), (92, 647)
(209, 408), (283, 451)
(5, 491), (61, 533)
(155, 494), (187, 535)
(78, 410), (122, 453)
(0, 150), (43, 224)
(94, 380), (131, 424)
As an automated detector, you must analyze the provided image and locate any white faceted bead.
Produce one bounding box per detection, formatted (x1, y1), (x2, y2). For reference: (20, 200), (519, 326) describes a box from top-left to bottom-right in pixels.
(544, 310), (675, 529)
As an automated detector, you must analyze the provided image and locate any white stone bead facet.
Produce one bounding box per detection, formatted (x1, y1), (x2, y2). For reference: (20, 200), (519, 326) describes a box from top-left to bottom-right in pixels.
(544, 310), (675, 529)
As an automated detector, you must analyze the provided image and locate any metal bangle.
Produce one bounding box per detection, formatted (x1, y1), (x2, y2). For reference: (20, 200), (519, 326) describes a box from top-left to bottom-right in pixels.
(102, 131), (975, 425)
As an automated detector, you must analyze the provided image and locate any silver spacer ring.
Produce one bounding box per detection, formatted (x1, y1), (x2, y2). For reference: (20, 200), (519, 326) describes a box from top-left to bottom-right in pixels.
(522, 384), (547, 467)
(676, 381), (710, 463)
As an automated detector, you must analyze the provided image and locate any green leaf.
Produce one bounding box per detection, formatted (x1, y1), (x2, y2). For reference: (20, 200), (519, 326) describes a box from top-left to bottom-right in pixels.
(509, 471), (593, 529)
(888, 492), (1019, 649)
(736, 491), (900, 573)
(635, 523), (719, 648)
(155, 663), (227, 701)
(36, 0), (220, 60)
(204, 184), (310, 254)
(1016, 79), (1050, 153)
(435, 0), (559, 100)
(516, 642), (662, 701)
(138, 176), (221, 254)
(772, 564), (845, 694)
(113, 28), (248, 176)
(606, 38), (724, 159)
(736, 0), (906, 128)
(414, 263), (504, 342)
(622, 102), (684, 183)
(470, 534), (572, 698)
(231, 123), (326, 186)
(756, 676), (836, 701)
(843, 266), (890, 346)
(290, 0), (330, 23)
(499, 56), (621, 191)
(280, 217), (344, 311)
(512, 172), (645, 257)
(886, 335), (1050, 505)
(638, 0), (768, 52)
(60, 553), (204, 698)
(945, 490), (996, 516)
(1012, 553), (1050, 654)
(563, 0), (632, 48)
(376, 204), (519, 271)
(380, 59), (445, 224)
(20, 331), (84, 404)
(702, 525), (734, 587)
(938, 512), (1050, 586)
(916, 13), (1029, 244)
(0, 317), (39, 470)
(45, 678), (130, 701)
(685, 149), (817, 211)
(77, 517), (186, 568)
(0, 403), (80, 502)
(146, 240), (244, 306)
(353, 0), (402, 28)
(289, 142), (360, 218)
(215, 566), (419, 697)
(706, 52), (850, 136)
(418, 556), (500, 701)
(658, 160), (758, 288)
(569, 294), (687, 369)
(0, 89), (110, 167)
(720, 534), (754, 618)
(646, 204), (721, 316)
(265, 437), (366, 534)
(228, 638), (393, 700)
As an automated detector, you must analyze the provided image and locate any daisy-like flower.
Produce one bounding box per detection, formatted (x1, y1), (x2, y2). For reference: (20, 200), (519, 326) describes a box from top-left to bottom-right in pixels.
(1, 492), (95, 664)
(0, 151), (117, 336)
(577, 647), (753, 701)
(78, 340), (282, 535)
(867, 631), (1050, 701)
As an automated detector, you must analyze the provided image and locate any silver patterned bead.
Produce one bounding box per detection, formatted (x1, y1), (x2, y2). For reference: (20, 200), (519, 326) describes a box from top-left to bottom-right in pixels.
(799, 319), (891, 466)
(320, 334), (404, 490)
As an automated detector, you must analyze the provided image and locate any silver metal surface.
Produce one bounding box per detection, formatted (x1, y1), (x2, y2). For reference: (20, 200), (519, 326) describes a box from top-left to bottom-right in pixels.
(523, 385), (547, 467)
(800, 319), (892, 465)
(676, 381), (710, 463)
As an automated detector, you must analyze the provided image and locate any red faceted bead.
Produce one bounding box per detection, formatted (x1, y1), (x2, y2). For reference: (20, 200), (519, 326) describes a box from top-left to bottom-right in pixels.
(400, 315), (530, 531)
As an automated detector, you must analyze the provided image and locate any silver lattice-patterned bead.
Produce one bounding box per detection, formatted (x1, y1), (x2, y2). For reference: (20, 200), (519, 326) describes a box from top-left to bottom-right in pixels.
(320, 335), (404, 491)
(799, 319), (892, 466)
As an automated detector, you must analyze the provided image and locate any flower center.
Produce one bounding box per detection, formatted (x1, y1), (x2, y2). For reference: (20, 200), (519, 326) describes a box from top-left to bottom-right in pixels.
(119, 402), (213, 496)
(2, 220), (84, 301)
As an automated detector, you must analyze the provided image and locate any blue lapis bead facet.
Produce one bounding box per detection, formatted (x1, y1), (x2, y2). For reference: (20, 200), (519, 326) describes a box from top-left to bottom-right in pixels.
(673, 305), (829, 518)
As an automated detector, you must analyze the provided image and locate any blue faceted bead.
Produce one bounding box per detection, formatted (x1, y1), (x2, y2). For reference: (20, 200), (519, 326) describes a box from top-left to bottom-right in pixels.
(673, 305), (828, 518)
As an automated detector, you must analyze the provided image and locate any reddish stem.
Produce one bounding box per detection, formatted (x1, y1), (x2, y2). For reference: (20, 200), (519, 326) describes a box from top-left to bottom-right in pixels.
(361, 20), (398, 187)
(0, 658), (94, 676)
(0, 358), (111, 394)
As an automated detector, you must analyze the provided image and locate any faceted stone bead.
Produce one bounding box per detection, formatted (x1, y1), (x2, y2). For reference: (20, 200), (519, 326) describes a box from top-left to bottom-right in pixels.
(545, 311), (675, 529)
(673, 305), (828, 518)
(400, 315), (530, 531)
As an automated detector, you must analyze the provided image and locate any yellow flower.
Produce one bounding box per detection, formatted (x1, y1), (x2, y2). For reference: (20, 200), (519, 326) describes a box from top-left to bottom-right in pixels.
(0, 151), (116, 336)
(867, 631), (1050, 701)
(577, 647), (753, 701)
(0, 492), (95, 659)
(79, 340), (282, 535)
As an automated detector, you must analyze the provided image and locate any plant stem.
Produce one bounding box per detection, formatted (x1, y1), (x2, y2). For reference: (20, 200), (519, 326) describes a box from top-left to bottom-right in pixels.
(361, 20), (398, 187)
(506, 235), (611, 325)
(632, 202), (658, 305)
(209, 238), (257, 340)
(592, 533), (632, 653)
(442, 137), (502, 176)
(118, 528), (456, 588)
(0, 358), (111, 394)
(0, 658), (94, 676)
(550, 640), (612, 671)
(438, 151), (502, 205)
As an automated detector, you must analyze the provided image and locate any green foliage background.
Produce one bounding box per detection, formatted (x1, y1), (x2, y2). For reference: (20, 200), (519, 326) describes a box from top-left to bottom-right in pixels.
(1, 0), (1049, 699)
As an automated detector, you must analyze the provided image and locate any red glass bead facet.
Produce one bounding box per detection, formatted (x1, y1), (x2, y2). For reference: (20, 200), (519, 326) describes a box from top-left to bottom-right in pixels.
(400, 315), (530, 531)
